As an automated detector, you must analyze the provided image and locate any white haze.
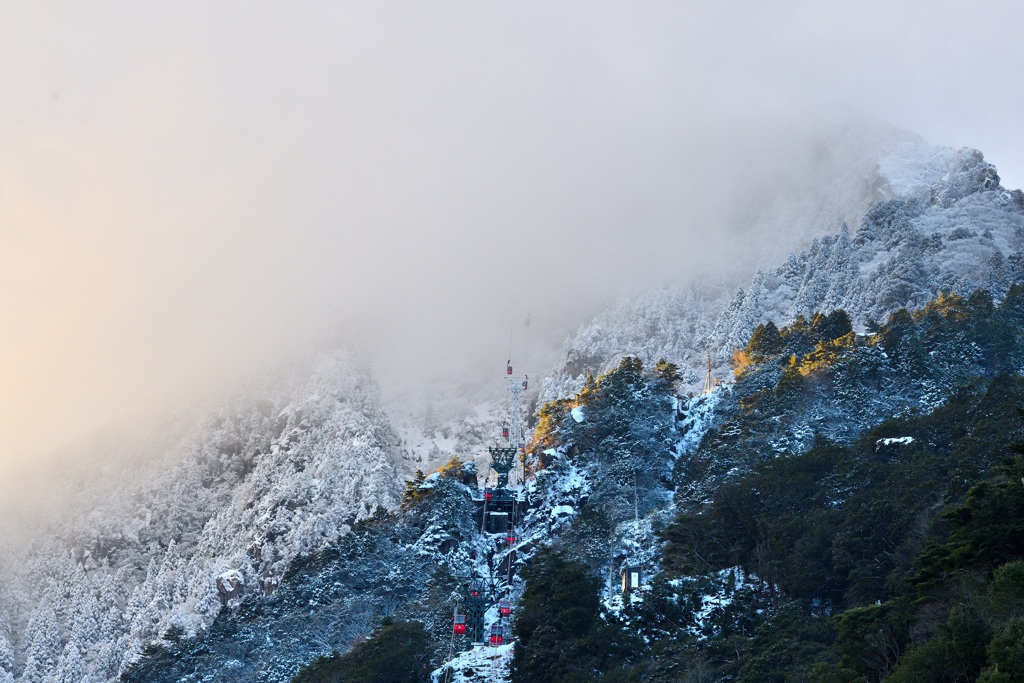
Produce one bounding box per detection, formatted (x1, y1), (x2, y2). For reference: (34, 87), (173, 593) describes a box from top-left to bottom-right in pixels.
(2, 1), (1024, 472)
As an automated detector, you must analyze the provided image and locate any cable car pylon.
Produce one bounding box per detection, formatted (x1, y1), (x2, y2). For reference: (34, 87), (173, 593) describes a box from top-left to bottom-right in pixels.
(489, 358), (525, 486)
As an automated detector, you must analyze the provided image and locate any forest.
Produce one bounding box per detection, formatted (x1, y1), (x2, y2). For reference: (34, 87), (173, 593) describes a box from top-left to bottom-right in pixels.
(193, 287), (1024, 683)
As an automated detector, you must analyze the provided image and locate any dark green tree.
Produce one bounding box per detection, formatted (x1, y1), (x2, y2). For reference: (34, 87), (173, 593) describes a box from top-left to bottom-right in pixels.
(291, 619), (432, 683)
(811, 310), (853, 344)
(400, 470), (427, 510)
(747, 320), (784, 358)
(654, 357), (681, 386)
(511, 549), (639, 682)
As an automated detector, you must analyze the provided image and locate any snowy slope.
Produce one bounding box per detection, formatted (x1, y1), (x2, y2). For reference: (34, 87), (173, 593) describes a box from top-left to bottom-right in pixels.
(4, 123), (1023, 683)
(0, 348), (403, 682)
(545, 138), (1024, 402)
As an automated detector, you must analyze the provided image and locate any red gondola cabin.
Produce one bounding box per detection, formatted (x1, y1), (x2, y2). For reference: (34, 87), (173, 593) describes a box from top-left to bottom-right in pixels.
(453, 613), (467, 635)
(505, 529), (517, 544)
(484, 487), (493, 501)
(498, 599), (512, 617)
(489, 623), (504, 646)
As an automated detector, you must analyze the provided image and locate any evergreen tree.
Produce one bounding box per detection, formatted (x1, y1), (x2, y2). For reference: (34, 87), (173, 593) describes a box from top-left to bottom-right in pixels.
(19, 604), (61, 683)
(0, 635), (12, 680)
(746, 321), (783, 358)
(511, 549), (639, 682)
(654, 358), (680, 386)
(815, 309), (853, 342)
(55, 641), (84, 683)
(569, 356), (676, 521)
(290, 619), (431, 683)
(400, 471), (427, 510)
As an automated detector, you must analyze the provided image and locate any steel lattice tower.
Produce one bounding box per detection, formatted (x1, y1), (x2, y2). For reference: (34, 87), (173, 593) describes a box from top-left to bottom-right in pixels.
(489, 361), (527, 486)
(506, 371), (525, 451)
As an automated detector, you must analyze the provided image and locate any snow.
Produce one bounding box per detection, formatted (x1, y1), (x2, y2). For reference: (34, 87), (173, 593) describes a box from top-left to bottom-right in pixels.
(663, 567), (760, 638)
(550, 505), (575, 518)
(876, 436), (915, 448)
(543, 137), (1021, 416)
(877, 141), (956, 202)
(676, 389), (724, 457)
(561, 468), (588, 493)
(418, 472), (442, 490)
(0, 347), (407, 681)
(4, 128), (1023, 683)
(216, 569), (244, 586)
(432, 643), (514, 683)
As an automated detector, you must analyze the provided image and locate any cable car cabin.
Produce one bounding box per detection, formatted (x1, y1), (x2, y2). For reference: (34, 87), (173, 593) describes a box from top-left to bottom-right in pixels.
(453, 613), (467, 635)
(506, 363), (513, 375)
(505, 529), (517, 544)
(502, 425), (509, 439)
(498, 599), (512, 617)
(489, 624), (504, 646)
(484, 487), (493, 501)
(522, 376), (528, 390)
(469, 578), (485, 598)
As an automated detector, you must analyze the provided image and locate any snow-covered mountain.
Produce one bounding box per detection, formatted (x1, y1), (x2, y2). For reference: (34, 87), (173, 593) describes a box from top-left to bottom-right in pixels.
(545, 140), (1024, 403)
(4, 120), (1024, 683)
(0, 349), (403, 682)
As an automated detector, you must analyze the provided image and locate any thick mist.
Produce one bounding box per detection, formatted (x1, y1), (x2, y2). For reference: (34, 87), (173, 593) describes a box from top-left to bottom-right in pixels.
(2, 2), (1024, 470)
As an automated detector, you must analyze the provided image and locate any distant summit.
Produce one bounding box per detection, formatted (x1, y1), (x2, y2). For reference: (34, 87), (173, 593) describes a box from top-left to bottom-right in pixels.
(546, 130), (1024, 401)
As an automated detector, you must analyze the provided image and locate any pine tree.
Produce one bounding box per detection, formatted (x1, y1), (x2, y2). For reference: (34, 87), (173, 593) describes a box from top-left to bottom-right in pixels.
(511, 549), (638, 682)
(55, 641), (84, 683)
(400, 470), (427, 510)
(0, 635), (12, 679)
(654, 358), (680, 386)
(746, 321), (783, 358)
(19, 604), (61, 683)
(291, 619), (431, 683)
(812, 309), (853, 342)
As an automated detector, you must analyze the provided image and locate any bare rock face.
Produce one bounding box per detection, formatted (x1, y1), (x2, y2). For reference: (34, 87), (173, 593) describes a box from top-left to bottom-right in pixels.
(216, 570), (245, 605)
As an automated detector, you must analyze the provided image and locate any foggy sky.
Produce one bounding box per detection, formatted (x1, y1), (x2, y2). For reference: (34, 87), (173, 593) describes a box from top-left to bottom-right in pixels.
(2, 1), (1024, 465)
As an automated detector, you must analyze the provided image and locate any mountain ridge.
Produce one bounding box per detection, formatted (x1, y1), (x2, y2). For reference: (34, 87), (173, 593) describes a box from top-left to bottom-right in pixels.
(4, 127), (1024, 682)
(544, 139), (1024, 405)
